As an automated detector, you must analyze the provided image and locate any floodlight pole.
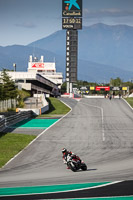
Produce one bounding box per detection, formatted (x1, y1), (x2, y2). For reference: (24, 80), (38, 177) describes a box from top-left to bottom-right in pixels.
(13, 63), (16, 83)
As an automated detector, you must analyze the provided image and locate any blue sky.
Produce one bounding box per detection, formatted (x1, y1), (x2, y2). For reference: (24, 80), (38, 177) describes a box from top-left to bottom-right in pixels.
(0, 0), (133, 46)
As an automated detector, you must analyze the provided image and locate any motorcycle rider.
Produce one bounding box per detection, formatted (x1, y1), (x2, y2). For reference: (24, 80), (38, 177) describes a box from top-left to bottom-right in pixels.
(62, 148), (81, 168)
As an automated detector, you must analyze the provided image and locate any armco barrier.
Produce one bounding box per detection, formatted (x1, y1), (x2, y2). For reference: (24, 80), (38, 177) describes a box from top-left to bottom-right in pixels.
(0, 118), (6, 132)
(0, 111), (33, 133)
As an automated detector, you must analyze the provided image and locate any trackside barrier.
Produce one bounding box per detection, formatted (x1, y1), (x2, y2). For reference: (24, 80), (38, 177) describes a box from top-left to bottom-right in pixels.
(0, 118), (6, 132)
(0, 111), (33, 133)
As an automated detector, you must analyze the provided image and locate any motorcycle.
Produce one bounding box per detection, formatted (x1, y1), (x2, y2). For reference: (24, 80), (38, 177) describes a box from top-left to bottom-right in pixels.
(66, 154), (87, 172)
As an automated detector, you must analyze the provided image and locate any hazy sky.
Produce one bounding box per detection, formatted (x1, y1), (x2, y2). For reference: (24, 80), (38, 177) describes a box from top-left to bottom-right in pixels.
(0, 0), (133, 46)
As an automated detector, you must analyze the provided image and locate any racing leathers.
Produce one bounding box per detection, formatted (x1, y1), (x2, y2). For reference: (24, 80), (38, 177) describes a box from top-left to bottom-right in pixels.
(62, 151), (81, 164)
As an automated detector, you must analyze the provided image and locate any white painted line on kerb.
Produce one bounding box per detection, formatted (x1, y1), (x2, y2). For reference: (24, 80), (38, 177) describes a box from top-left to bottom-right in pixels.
(2, 100), (72, 169)
(48, 180), (123, 194)
(0, 180), (123, 197)
(82, 102), (105, 142)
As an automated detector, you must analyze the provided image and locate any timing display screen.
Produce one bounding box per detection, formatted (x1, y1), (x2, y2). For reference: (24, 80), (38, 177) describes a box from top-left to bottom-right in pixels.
(62, 18), (82, 29)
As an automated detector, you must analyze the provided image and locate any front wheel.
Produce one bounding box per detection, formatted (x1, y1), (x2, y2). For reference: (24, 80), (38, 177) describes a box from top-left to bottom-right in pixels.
(80, 163), (87, 171)
(67, 162), (77, 172)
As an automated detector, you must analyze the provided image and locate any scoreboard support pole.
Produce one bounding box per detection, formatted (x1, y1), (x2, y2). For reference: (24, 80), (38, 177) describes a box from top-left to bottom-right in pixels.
(66, 29), (78, 94)
(62, 0), (82, 96)
(67, 82), (69, 93)
(70, 82), (73, 97)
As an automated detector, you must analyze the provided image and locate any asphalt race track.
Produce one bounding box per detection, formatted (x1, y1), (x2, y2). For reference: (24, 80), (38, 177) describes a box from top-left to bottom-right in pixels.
(0, 97), (133, 199)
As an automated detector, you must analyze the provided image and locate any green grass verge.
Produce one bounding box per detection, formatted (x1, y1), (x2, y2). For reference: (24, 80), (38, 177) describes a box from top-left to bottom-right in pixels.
(124, 97), (133, 108)
(0, 133), (36, 168)
(38, 97), (71, 117)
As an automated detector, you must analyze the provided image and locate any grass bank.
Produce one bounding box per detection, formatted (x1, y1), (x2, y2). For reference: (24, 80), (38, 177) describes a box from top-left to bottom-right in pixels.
(0, 133), (36, 168)
(124, 97), (133, 108)
(38, 97), (71, 117)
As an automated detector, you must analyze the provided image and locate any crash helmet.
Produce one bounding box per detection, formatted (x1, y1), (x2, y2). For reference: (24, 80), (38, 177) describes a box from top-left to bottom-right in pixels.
(62, 148), (67, 153)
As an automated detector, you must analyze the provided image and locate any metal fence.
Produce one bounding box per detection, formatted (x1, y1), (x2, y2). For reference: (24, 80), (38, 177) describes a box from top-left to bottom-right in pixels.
(0, 99), (17, 112)
(0, 111), (33, 133)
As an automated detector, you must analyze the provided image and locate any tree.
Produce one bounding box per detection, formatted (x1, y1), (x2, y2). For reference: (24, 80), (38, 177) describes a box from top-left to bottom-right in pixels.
(0, 83), (3, 100)
(61, 82), (67, 94)
(110, 77), (123, 87)
(0, 69), (18, 100)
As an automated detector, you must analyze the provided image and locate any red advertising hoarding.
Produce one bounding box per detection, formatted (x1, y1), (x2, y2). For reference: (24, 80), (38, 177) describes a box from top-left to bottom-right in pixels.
(96, 86), (110, 91)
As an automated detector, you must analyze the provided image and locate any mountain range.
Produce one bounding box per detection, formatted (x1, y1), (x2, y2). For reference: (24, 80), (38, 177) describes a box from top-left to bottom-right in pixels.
(0, 23), (133, 82)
